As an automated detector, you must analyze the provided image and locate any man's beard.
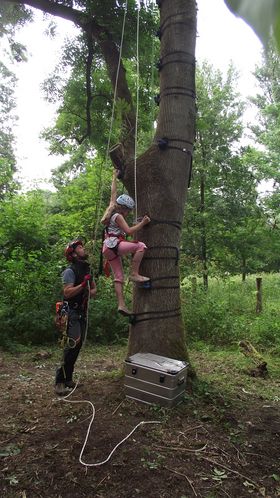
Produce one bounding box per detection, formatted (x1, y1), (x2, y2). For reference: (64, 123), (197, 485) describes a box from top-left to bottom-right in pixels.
(78, 254), (88, 261)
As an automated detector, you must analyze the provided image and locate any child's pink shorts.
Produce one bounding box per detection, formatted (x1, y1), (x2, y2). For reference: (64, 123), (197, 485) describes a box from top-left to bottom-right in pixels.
(103, 240), (147, 283)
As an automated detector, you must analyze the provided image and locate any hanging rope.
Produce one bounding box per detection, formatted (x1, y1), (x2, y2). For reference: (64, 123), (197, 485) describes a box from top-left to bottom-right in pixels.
(149, 0), (157, 139)
(92, 0), (128, 243)
(133, 3), (140, 223)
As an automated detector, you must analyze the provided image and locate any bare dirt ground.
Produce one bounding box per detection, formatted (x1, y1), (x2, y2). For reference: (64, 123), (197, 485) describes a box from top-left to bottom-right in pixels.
(0, 345), (280, 498)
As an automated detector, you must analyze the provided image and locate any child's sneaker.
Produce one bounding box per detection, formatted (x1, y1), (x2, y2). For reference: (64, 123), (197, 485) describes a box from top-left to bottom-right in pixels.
(118, 307), (132, 316)
(129, 275), (150, 283)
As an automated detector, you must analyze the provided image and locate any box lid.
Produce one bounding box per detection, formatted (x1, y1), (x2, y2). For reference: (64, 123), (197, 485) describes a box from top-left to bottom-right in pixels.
(125, 353), (188, 375)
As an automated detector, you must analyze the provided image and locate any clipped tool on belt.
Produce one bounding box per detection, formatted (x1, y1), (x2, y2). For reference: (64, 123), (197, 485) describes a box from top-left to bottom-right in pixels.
(55, 301), (69, 348)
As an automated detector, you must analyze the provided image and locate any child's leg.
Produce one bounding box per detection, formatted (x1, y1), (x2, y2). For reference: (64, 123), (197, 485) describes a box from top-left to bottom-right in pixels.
(130, 249), (150, 282)
(114, 281), (127, 310)
(118, 241), (149, 282)
(103, 247), (130, 313)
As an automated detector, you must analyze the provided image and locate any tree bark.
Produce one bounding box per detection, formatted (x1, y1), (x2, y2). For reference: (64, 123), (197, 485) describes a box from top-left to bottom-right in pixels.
(125, 0), (197, 361)
(241, 256), (246, 281)
(256, 277), (262, 314)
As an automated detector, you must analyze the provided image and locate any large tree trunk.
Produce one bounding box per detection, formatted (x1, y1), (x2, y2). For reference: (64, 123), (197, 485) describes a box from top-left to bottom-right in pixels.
(125, 0), (197, 360)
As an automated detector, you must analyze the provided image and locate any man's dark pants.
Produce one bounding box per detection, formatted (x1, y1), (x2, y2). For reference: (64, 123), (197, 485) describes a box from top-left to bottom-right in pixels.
(55, 309), (87, 384)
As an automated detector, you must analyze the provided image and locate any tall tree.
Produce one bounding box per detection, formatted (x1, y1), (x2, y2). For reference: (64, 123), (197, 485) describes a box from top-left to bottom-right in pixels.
(3, 0), (196, 361)
(0, 2), (31, 196)
(0, 62), (18, 197)
(250, 42), (280, 269)
(183, 62), (251, 284)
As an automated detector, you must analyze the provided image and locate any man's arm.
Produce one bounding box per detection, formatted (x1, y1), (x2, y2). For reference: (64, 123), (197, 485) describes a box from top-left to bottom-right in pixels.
(63, 283), (86, 300)
(62, 268), (90, 299)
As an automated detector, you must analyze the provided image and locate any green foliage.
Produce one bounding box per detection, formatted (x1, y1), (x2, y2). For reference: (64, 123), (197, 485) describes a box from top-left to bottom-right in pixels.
(224, 0), (280, 52)
(0, 191), (61, 348)
(0, 62), (18, 197)
(250, 43), (280, 246)
(0, 2), (32, 40)
(182, 62), (269, 279)
(89, 276), (130, 344)
(182, 273), (280, 352)
(40, 1), (159, 168)
(0, 176), (130, 349)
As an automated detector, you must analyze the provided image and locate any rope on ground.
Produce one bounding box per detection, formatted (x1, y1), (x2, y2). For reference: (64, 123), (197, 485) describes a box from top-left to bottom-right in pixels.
(55, 283), (161, 467)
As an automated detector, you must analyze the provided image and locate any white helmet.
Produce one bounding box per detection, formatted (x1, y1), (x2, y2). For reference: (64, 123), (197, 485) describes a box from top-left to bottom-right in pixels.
(116, 194), (135, 210)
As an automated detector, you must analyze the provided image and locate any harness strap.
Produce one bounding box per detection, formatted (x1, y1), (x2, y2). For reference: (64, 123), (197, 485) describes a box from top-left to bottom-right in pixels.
(129, 306), (181, 325)
(144, 245), (180, 265)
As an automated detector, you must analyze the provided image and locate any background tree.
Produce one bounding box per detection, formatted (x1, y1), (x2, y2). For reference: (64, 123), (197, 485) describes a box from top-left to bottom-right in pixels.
(251, 43), (280, 203)
(249, 41), (280, 270)
(182, 62), (264, 283)
(0, 62), (18, 198)
(0, 2), (31, 197)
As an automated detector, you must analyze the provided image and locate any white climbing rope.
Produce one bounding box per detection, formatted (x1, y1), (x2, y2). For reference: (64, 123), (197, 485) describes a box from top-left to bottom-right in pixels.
(133, 2), (140, 223)
(93, 0), (128, 243)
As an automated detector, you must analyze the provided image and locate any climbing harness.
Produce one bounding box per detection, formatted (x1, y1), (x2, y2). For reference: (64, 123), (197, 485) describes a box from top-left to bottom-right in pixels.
(155, 86), (196, 104)
(156, 52), (195, 72)
(55, 301), (69, 348)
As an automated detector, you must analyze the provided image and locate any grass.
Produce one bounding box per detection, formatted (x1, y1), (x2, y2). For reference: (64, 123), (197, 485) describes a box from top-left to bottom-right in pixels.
(190, 346), (280, 402)
(50, 342), (280, 404)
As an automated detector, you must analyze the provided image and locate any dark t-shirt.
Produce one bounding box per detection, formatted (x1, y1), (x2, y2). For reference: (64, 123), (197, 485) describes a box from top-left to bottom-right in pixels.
(62, 268), (75, 285)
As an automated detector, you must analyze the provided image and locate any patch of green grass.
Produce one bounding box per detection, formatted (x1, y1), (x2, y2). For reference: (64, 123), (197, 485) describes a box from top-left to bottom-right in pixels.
(190, 347), (280, 402)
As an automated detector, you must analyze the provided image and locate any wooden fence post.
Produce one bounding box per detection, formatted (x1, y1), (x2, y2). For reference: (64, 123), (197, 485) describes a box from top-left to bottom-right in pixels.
(256, 277), (262, 314)
(191, 277), (197, 294)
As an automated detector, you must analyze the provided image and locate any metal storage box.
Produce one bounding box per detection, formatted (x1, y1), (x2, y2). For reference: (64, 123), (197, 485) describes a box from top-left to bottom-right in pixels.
(124, 353), (188, 408)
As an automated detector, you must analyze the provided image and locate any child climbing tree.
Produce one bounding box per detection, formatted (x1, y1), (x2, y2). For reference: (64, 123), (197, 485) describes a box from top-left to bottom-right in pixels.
(3, 0), (197, 361)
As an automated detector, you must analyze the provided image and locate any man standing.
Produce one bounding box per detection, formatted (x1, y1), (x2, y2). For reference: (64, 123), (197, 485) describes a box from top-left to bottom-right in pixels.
(55, 239), (97, 396)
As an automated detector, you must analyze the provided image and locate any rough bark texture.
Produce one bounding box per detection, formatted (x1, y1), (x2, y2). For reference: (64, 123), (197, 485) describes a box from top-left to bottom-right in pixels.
(124, 0), (197, 360)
